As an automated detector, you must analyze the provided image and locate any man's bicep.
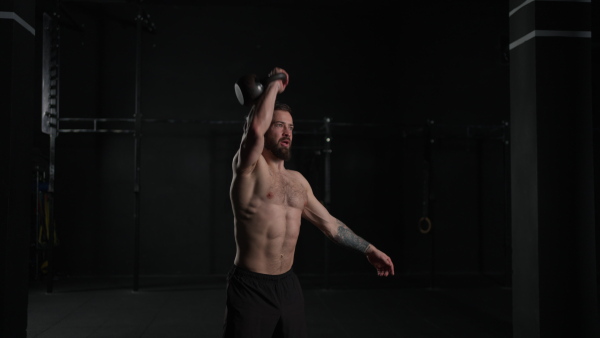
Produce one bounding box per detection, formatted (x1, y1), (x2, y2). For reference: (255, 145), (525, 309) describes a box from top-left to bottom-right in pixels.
(235, 133), (263, 172)
(302, 192), (337, 237)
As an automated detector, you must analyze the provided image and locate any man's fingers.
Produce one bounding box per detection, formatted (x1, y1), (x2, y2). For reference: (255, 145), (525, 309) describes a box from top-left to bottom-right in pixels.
(373, 254), (395, 276)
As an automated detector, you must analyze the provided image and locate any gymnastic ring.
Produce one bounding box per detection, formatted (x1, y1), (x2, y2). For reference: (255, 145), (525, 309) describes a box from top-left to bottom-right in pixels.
(418, 217), (432, 234)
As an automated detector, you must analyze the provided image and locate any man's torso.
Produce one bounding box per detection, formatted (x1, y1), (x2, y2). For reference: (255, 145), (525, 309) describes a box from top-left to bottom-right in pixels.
(230, 155), (308, 274)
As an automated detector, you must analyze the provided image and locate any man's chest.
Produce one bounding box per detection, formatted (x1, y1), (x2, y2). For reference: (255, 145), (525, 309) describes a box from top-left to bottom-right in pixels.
(266, 173), (307, 208)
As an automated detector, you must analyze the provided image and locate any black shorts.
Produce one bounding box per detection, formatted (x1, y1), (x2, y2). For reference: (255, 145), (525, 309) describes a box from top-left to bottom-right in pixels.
(222, 265), (308, 338)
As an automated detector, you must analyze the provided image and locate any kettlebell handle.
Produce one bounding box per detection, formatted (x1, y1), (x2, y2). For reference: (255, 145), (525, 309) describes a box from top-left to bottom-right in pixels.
(261, 73), (287, 86)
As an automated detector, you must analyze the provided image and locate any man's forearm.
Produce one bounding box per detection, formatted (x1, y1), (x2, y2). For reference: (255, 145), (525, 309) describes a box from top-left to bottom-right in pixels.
(330, 219), (371, 254)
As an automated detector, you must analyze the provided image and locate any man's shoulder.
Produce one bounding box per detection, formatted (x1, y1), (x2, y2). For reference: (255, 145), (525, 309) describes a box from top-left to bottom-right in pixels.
(285, 169), (308, 181)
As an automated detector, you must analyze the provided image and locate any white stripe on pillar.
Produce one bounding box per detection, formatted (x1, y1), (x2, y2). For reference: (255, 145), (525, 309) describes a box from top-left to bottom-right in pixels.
(509, 30), (591, 50)
(509, 0), (591, 17)
(0, 11), (35, 36)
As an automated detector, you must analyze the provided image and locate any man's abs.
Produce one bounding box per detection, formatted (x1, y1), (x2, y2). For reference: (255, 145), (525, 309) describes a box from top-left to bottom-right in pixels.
(233, 205), (302, 275)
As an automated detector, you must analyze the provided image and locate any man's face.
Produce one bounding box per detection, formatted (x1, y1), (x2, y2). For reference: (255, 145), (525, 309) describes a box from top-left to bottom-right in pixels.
(265, 110), (293, 161)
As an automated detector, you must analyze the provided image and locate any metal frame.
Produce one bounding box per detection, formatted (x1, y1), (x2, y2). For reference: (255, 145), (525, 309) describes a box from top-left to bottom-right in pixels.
(40, 11), (60, 293)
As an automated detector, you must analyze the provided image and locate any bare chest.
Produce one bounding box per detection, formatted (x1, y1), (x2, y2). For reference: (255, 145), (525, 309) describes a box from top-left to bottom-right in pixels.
(266, 172), (307, 208)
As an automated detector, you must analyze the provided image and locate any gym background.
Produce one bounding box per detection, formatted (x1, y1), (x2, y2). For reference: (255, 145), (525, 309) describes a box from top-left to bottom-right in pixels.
(2, 0), (599, 337)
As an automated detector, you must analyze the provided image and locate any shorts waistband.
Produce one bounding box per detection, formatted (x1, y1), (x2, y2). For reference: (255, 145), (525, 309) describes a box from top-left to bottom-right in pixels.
(230, 265), (294, 281)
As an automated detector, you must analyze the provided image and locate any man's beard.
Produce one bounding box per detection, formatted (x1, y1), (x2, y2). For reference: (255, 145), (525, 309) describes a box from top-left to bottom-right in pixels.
(266, 138), (292, 161)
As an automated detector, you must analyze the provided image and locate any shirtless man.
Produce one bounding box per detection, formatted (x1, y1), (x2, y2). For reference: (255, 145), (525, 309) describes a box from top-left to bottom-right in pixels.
(223, 67), (394, 338)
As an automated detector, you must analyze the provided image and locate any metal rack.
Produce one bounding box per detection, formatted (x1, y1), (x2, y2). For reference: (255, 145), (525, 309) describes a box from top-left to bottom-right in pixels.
(40, 11), (60, 294)
(40, 3), (157, 292)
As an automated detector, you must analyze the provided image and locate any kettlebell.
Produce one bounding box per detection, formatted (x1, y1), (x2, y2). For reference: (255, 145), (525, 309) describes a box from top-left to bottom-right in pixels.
(234, 73), (287, 106)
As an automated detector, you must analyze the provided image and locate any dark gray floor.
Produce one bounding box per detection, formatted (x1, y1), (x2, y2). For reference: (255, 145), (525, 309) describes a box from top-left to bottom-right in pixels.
(27, 274), (512, 338)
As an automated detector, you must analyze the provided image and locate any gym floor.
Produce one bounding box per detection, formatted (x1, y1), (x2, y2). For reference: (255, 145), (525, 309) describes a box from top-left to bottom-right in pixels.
(26, 274), (512, 338)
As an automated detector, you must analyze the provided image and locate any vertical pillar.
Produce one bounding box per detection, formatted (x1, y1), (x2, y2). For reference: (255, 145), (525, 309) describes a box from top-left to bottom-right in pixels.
(322, 117), (331, 288)
(0, 2), (36, 338)
(509, 0), (598, 337)
(132, 6), (143, 292)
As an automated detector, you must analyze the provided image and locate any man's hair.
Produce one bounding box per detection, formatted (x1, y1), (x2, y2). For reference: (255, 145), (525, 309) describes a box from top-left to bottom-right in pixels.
(274, 101), (292, 114)
(243, 102), (293, 132)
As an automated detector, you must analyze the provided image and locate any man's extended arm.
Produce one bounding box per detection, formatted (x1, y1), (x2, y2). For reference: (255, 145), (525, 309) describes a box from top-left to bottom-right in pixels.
(329, 218), (370, 253)
(328, 218), (394, 276)
(301, 175), (395, 276)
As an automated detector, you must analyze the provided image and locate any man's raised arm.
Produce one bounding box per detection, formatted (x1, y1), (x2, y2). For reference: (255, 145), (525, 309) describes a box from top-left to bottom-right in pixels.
(235, 67), (289, 172)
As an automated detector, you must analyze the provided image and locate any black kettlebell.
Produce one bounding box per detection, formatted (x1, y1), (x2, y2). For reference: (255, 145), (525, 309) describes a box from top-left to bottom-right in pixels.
(234, 73), (287, 106)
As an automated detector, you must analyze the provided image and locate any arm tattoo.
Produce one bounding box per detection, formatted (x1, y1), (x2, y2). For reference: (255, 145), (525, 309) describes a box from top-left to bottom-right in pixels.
(332, 219), (371, 254)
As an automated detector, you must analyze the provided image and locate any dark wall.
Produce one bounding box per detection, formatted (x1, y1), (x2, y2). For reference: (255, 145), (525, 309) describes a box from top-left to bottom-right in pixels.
(595, 0), (600, 284)
(2, 1), (36, 337)
(35, 0), (511, 281)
